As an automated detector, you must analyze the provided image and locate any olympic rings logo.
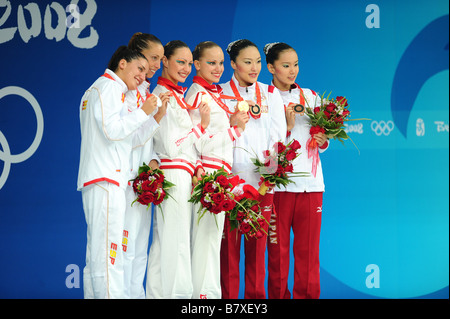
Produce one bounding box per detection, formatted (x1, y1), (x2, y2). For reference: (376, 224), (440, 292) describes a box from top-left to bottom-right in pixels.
(0, 87), (44, 189)
(371, 120), (394, 136)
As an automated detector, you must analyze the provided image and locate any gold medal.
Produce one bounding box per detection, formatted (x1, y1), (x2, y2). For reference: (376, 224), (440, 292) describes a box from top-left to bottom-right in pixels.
(238, 100), (249, 112)
(201, 93), (212, 105)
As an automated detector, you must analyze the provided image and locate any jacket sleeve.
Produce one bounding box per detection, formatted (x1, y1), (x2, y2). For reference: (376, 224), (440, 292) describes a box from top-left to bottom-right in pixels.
(187, 91), (241, 156)
(93, 83), (149, 141)
(158, 96), (206, 158)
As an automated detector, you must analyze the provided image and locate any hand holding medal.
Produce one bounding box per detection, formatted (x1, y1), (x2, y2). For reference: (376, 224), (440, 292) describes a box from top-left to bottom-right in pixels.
(288, 102), (305, 115)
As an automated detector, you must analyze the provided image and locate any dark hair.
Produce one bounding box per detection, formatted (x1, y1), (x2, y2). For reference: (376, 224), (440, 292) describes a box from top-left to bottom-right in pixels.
(226, 39), (258, 62)
(128, 32), (162, 53)
(192, 41), (220, 61)
(164, 40), (190, 59)
(263, 42), (295, 65)
(107, 45), (147, 72)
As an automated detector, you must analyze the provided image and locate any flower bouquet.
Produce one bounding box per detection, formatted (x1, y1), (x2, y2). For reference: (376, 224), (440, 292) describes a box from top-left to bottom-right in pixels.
(130, 163), (176, 216)
(189, 168), (242, 225)
(252, 139), (309, 196)
(228, 184), (268, 240)
(304, 93), (352, 142)
(304, 92), (368, 176)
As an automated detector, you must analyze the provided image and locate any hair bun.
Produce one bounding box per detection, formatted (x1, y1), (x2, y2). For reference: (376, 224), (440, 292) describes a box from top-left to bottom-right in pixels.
(226, 39), (243, 54)
(263, 42), (280, 55)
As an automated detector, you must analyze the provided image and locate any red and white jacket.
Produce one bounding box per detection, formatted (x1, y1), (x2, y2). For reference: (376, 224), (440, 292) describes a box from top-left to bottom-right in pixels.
(220, 74), (287, 190)
(152, 77), (205, 177)
(77, 69), (155, 190)
(275, 83), (329, 192)
(185, 76), (242, 174)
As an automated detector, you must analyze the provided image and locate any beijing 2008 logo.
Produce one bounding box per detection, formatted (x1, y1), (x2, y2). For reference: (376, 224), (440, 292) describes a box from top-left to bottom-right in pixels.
(0, 86), (44, 189)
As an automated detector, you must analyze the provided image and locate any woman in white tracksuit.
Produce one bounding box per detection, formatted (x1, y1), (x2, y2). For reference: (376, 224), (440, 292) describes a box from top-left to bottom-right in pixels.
(264, 42), (329, 299)
(219, 39), (287, 299)
(145, 40), (211, 299)
(122, 33), (172, 299)
(185, 41), (248, 299)
(77, 46), (159, 299)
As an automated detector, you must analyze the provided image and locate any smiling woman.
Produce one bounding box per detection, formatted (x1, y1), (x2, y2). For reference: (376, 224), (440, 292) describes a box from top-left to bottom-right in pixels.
(77, 45), (160, 299)
(107, 46), (149, 91)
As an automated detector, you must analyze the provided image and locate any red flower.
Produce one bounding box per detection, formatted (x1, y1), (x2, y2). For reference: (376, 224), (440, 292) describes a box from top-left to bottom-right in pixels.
(236, 211), (246, 221)
(285, 149), (297, 161)
(138, 171), (149, 181)
(138, 192), (154, 205)
(326, 103), (336, 113)
(310, 126), (325, 136)
(240, 222), (251, 233)
(217, 174), (229, 188)
(141, 180), (157, 192)
(285, 163), (294, 173)
(211, 192), (225, 204)
(313, 106), (321, 114)
(274, 141), (286, 154)
(342, 109), (350, 118)
(220, 199), (236, 211)
(204, 182), (215, 193)
(289, 139), (301, 151)
(336, 96), (348, 106)
(153, 190), (166, 205)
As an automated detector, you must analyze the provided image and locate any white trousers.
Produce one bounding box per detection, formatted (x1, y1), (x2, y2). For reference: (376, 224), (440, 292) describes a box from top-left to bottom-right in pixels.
(190, 166), (225, 299)
(123, 186), (152, 298)
(146, 169), (193, 299)
(82, 182), (126, 299)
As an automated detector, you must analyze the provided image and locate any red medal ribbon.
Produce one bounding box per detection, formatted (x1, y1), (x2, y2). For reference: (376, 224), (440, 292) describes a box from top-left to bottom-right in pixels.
(229, 78), (262, 119)
(192, 76), (239, 116)
(157, 77), (196, 110)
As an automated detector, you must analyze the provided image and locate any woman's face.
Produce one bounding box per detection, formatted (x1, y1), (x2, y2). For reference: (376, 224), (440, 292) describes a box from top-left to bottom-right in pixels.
(141, 42), (164, 79)
(162, 47), (193, 84)
(231, 46), (261, 86)
(195, 46), (224, 84)
(118, 57), (148, 90)
(269, 49), (299, 89)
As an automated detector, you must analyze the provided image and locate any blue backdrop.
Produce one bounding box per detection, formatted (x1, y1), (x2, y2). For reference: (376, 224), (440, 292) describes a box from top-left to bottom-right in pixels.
(0, 0), (448, 299)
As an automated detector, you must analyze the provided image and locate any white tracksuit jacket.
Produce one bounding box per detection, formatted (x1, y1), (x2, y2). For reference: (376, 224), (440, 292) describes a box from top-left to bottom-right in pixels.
(185, 76), (242, 299)
(77, 69), (156, 190)
(275, 83), (329, 193)
(219, 74), (287, 191)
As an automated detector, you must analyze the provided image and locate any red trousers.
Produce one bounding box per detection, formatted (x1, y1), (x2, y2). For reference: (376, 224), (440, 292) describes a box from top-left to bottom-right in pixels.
(220, 193), (273, 299)
(268, 191), (323, 299)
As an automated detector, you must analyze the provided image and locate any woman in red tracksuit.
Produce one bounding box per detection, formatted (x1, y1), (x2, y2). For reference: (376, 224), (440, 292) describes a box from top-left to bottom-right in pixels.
(264, 42), (329, 299)
(219, 39), (286, 299)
